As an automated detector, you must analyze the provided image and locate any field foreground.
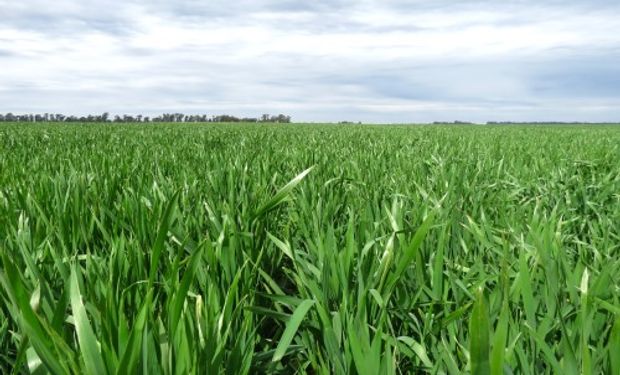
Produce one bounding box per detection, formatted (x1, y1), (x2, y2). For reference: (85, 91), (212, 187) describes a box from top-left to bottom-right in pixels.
(1, 123), (620, 374)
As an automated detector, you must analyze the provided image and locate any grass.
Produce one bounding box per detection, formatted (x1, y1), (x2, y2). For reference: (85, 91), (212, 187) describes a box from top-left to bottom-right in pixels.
(0, 122), (619, 374)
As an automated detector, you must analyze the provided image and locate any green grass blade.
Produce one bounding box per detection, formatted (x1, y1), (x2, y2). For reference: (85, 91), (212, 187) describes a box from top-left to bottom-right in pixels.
(0, 252), (72, 375)
(149, 190), (180, 287)
(385, 213), (434, 294)
(169, 241), (205, 335)
(70, 264), (106, 375)
(253, 166), (314, 220)
(272, 299), (315, 362)
(116, 292), (152, 374)
(490, 296), (509, 375)
(470, 287), (490, 375)
(610, 316), (620, 374)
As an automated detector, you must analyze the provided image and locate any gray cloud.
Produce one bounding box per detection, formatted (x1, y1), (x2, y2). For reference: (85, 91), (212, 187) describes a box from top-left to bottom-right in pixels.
(0, 49), (16, 57)
(0, 0), (619, 122)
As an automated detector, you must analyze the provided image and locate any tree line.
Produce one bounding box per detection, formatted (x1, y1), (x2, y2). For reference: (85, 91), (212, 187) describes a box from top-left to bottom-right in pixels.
(485, 121), (619, 125)
(0, 113), (292, 123)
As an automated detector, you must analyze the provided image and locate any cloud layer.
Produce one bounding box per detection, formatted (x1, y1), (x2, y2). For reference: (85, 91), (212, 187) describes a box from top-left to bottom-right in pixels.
(1, 0), (619, 122)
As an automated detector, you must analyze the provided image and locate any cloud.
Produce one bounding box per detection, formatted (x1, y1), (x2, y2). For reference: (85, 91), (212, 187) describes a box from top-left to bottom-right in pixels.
(0, 49), (16, 57)
(0, 0), (619, 122)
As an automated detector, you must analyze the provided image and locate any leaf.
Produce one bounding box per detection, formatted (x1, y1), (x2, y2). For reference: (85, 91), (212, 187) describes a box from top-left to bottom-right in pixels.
(116, 292), (152, 374)
(149, 190), (180, 287)
(525, 324), (563, 374)
(518, 252), (537, 330)
(470, 287), (490, 375)
(580, 268), (591, 375)
(490, 295), (509, 375)
(169, 241), (205, 335)
(369, 289), (385, 308)
(398, 337), (433, 368)
(385, 213), (434, 294)
(267, 232), (294, 261)
(253, 166), (314, 220)
(0, 252), (72, 375)
(610, 316), (620, 375)
(272, 299), (315, 362)
(347, 321), (368, 375)
(70, 264), (106, 375)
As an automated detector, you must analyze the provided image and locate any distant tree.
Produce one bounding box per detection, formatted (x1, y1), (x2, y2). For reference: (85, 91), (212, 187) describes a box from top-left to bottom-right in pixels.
(277, 114), (291, 123)
(0, 112), (292, 123)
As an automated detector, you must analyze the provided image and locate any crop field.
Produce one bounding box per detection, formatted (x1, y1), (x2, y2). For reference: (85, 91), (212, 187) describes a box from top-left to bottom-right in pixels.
(1, 122), (620, 374)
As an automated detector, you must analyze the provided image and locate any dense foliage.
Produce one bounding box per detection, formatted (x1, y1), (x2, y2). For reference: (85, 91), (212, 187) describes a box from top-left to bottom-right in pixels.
(0, 123), (619, 374)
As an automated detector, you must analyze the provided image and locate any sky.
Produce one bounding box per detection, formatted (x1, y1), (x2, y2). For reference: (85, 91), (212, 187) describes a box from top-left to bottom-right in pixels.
(1, 0), (620, 123)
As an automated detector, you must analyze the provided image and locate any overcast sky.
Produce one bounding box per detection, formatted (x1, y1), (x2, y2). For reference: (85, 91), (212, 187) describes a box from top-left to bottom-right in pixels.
(1, 0), (620, 122)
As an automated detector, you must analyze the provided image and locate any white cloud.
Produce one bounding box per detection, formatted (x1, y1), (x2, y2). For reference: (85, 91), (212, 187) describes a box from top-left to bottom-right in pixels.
(0, 0), (619, 122)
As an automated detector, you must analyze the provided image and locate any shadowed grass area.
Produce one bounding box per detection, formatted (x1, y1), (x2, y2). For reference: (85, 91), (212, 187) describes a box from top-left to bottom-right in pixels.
(1, 122), (619, 374)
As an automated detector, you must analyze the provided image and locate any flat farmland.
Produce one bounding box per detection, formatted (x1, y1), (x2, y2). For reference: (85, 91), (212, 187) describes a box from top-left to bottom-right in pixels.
(1, 123), (619, 374)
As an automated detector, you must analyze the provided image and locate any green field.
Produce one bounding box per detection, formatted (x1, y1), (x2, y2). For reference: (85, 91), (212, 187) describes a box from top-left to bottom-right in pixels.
(1, 123), (619, 374)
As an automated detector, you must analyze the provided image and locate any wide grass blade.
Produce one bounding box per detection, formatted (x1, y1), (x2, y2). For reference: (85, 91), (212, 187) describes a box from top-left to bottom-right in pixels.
(0, 252), (73, 375)
(610, 316), (620, 374)
(253, 166), (314, 220)
(149, 190), (180, 287)
(69, 264), (106, 375)
(384, 212), (434, 295)
(490, 297), (509, 375)
(470, 287), (490, 375)
(272, 299), (315, 362)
